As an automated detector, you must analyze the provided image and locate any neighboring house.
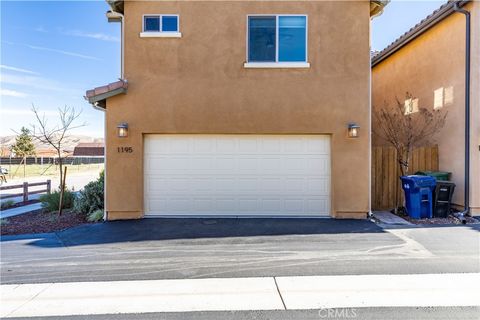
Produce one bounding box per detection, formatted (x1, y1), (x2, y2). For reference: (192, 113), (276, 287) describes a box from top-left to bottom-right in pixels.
(73, 143), (105, 157)
(86, 0), (387, 220)
(0, 147), (11, 157)
(35, 149), (73, 158)
(372, 1), (480, 214)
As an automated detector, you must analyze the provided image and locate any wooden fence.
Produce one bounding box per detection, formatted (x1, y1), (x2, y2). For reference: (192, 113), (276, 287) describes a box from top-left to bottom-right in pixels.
(0, 180), (51, 203)
(372, 146), (439, 210)
(0, 156), (104, 166)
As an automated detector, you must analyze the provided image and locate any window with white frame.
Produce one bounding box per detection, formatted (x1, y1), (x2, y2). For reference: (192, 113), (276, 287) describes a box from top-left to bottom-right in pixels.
(143, 15), (179, 33)
(247, 15), (307, 64)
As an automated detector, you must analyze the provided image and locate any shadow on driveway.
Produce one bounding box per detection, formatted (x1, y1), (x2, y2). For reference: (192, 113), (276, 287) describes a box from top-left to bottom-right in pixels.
(2, 218), (385, 247)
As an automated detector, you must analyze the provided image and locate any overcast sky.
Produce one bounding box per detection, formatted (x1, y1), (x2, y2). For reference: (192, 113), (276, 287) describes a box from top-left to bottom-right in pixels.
(0, 0), (446, 138)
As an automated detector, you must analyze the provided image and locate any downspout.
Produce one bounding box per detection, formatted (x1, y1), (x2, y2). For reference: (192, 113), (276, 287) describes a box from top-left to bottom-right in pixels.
(107, 10), (124, 78)
(93, 102), (108, 222)
(120, 13), (124, 79)
(104, 9), (124, 222)
(453, 2), (470, 223)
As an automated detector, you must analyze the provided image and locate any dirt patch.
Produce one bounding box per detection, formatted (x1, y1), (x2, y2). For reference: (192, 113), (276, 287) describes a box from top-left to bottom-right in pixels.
(1, 210), (95, 236)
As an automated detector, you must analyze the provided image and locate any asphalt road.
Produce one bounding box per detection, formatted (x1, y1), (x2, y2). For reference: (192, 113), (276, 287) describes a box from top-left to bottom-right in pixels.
(1, 218), (479, 284)
(6, 307), (480, 320)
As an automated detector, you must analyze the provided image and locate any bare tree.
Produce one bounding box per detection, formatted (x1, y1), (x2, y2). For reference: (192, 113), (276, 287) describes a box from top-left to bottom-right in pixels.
(373, 93), (447, 176)
(30, 105), (86, 187)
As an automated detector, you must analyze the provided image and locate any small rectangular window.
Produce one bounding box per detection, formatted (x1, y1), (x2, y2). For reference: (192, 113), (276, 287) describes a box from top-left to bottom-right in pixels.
(144, 16), (160, 32)
(162, 16), (178, 32)
(143, 15), (179, 33)
(278, 16), (306, 62)
(248, 16), (276, 62)
(247, 15), (307, 64)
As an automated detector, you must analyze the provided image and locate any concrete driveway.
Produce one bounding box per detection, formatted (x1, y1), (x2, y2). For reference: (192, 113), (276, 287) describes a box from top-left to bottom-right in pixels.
(1, 218), (479, 284)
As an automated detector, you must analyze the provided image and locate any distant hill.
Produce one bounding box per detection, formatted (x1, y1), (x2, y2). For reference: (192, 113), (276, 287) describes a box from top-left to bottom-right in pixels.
(0, 135), (104, 153)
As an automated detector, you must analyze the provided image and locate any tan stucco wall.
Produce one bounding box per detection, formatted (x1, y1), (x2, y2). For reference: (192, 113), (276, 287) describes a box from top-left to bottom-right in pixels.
(105, 0), (372, 220)
(372, 2), (480, 214)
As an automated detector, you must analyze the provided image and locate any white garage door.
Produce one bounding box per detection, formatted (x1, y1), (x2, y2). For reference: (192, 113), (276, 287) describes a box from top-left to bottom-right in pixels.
(144, 135), (331, 217)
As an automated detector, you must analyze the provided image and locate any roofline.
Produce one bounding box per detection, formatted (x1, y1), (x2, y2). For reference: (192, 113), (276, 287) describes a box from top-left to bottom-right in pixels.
(370, 1), (390, 18)
(372, 0), (469, 67)
(87, 86), (127, 105)
(106, 0), (123, 14)
(107, 0), (389, 17)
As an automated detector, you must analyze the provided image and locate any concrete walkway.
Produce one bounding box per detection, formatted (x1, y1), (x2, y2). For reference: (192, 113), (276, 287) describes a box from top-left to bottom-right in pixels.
(1, 273), (479, 318)
(372, 211), (413, 225)
(0, 203), (42, 219)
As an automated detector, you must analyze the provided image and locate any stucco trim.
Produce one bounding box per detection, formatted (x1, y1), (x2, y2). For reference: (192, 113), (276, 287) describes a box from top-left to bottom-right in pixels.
(372, 0), (469, 67)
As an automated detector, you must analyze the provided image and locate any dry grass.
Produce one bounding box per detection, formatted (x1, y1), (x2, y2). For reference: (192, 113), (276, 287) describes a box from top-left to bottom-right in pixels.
(4, 164), (103, 179)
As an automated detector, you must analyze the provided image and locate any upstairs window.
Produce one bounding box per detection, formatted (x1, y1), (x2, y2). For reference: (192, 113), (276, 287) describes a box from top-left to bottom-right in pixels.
(143, 15), (179, 33)
(247, 15), (308, 65)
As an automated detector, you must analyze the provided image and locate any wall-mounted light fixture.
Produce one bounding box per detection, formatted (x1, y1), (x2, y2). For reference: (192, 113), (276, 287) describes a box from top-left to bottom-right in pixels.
(347, 123), (360, 138)
(117, 122), (128, 138)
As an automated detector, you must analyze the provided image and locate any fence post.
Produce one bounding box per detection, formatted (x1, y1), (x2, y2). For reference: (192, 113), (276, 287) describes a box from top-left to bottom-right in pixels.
(23, 182), (28, 203)
(46, 179), (51, 194)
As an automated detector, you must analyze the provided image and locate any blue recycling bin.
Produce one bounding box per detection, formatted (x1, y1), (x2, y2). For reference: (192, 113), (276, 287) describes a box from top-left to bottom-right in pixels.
(400, 175), (436, 219)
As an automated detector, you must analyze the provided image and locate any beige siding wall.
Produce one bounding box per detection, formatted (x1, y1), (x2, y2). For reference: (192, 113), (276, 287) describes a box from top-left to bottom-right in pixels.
(372, 2), (480, 214)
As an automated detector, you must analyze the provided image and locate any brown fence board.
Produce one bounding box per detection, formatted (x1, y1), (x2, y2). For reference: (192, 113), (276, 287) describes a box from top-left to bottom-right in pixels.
(372, 145), (439, 210)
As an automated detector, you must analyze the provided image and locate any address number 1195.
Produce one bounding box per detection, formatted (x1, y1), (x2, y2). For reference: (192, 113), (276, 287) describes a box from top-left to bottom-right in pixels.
(117, 146), (133, 153)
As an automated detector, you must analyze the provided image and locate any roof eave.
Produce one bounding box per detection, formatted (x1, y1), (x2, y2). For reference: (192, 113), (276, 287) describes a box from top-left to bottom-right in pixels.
(106, 0), (124, 14)
(87, 87), (127, 104)
(370, 0), (390, 18)
(372, 0), (469, 67)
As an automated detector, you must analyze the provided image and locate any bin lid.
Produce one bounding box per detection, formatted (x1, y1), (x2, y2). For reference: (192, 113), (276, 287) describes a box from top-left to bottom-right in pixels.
(435, 180), (456, 186)
(401, 175), (436, 188)
(415, 171), (451, 176)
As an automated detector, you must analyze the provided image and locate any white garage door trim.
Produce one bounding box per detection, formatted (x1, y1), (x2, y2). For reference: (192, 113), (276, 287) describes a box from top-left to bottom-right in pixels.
(144, 134), (331, 217)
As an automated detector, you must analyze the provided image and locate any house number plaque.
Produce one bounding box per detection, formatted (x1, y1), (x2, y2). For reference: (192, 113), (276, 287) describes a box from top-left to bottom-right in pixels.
(117, 146), (133, 153)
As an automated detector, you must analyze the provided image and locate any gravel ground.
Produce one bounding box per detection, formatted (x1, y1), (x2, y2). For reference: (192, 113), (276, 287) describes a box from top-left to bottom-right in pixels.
(395, 211), (479, 225)
(0, 210), (94, 235)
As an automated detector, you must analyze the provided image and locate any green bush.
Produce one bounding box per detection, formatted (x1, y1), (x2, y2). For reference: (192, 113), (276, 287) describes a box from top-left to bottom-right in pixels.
(74, 171), (104, 214)
(39, 189), (75, 212)
(87, 209), (104, 222)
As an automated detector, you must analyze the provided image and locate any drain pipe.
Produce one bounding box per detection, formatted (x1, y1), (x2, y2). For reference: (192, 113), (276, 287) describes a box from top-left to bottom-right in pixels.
(453, 2), (470, 224)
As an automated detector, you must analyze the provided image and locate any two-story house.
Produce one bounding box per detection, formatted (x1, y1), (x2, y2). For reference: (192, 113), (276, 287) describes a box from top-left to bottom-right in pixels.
(86, 0), (387, 220)
(372, 0), (479, 215)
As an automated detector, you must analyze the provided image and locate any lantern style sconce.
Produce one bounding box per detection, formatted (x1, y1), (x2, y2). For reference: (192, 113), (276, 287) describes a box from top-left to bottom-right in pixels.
(347, 123), (360, 138)
(117, 122), (128, 138)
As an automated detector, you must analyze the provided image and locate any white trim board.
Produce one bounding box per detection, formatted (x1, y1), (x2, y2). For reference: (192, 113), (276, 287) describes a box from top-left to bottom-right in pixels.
(139, 32), (182, 38)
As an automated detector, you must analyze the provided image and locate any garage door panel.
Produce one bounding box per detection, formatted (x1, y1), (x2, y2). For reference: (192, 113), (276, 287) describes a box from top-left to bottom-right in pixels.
(307, 178), (330, 195)
(193, 199), (214, 212)
(216, 138), (236, 153)
(144, 135), (331, 216)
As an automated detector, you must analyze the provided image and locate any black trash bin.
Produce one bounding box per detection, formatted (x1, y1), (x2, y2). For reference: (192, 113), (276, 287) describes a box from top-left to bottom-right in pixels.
(433, 181), (456, 218)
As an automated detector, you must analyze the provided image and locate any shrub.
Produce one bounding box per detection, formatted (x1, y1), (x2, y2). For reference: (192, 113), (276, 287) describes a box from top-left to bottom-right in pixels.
(39, 189), (75, 212)
(1, 200), (16, 210)
(87, 209), (104, 222)
(74, 171), (104, 214)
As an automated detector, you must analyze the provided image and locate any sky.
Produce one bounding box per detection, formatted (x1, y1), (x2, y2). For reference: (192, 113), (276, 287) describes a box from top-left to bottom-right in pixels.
(0, 0), (445, 138)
